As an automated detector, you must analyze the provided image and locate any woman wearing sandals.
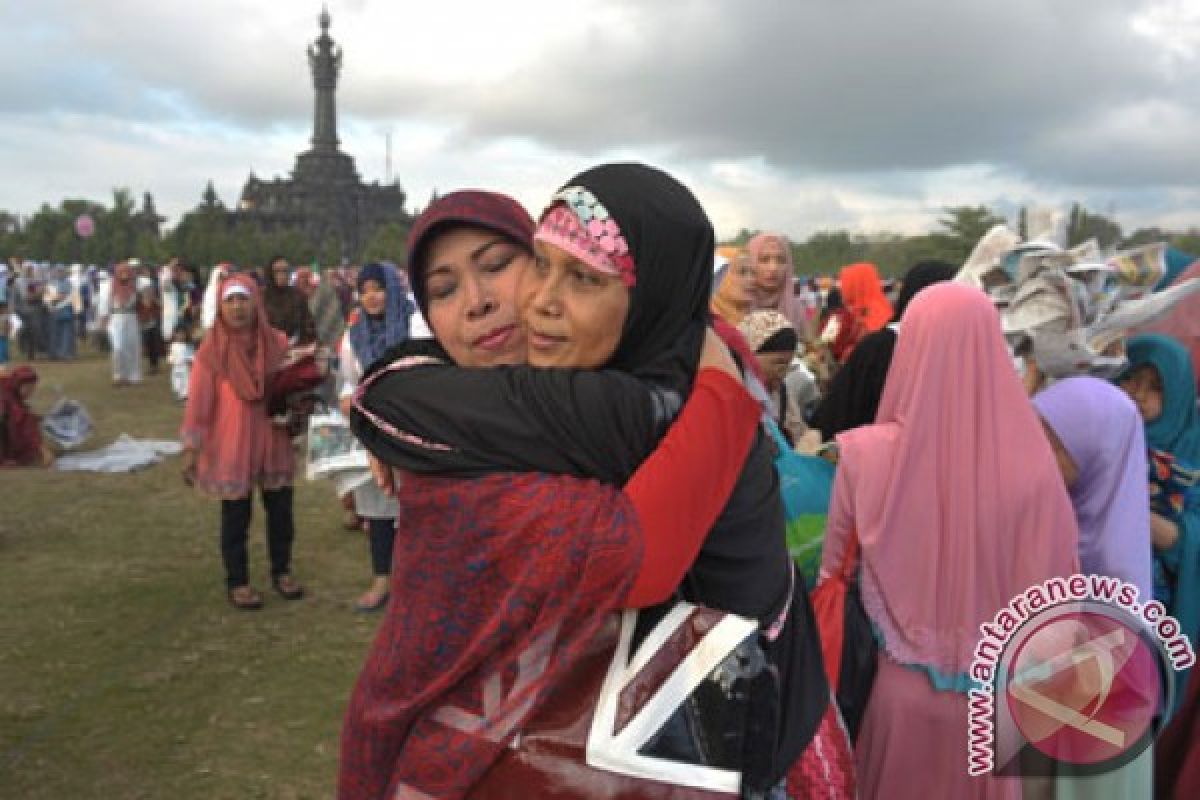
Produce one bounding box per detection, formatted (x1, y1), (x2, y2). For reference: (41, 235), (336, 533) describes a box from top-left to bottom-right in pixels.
(337, 262), (412, 612)
(180, 273), (305, 610)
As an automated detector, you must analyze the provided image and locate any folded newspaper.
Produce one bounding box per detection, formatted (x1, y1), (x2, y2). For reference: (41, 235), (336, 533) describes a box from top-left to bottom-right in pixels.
(959, 216), (1197, 381)
(306, 410), (370, 485)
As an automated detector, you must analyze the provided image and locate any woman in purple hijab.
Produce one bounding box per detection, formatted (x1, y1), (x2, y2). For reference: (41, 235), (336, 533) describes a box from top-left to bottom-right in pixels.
(1031, 379), (1154, 800)
(1033, 376), (1152, 597)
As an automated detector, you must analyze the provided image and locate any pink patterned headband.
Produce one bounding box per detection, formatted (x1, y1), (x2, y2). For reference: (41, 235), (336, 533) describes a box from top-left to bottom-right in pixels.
(534, 187), (636, 287)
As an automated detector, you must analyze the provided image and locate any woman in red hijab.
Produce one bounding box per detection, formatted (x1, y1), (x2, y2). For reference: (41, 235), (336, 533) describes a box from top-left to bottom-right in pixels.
(0, 366), (44, 466)
(180, 274), (304, 610)
(839, 262), (894, 333)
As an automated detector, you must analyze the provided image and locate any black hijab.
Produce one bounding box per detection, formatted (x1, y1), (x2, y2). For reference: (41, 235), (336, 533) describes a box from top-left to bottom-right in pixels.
(891, 259), (957, 320)
(813, 259), (957, 440)
(352, 163), (713, 484)
(573, 163), (713, 397)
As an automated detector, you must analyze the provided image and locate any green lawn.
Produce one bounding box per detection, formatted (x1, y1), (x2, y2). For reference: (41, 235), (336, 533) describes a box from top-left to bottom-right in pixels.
(1, 348), (380, 798)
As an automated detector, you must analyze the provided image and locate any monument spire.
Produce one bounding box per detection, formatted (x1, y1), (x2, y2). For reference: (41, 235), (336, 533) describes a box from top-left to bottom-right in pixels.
(308, 5), (341, 152)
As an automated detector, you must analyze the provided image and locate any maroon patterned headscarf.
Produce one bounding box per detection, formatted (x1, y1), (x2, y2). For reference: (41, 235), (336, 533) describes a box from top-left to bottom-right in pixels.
(405, 190), (536, 317)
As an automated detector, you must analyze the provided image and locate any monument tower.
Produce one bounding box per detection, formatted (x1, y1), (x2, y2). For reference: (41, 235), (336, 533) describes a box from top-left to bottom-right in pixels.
(309, 6), (340, 151)
(230, 6), (409, 260)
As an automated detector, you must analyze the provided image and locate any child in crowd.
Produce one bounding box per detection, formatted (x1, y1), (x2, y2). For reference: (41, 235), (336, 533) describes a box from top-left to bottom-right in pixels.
(167, 323), (194, 402)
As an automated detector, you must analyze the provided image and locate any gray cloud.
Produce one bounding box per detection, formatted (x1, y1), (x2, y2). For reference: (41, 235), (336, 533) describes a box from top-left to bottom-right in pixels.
(1, 0), (1198, 236)
(434, 0), (1200, 187)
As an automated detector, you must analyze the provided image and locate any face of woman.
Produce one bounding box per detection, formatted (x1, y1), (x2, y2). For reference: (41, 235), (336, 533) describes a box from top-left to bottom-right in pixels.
(422, 226), (530, 367)
(520, 241), (630, 369)
(220, 293), (255, 331)
(1119, 364), (1164, 422)
(360, 279), (386, 317)
(754, 239), (789, 292)
(270, 259), (291, 288)
(730, 255), (758, 308)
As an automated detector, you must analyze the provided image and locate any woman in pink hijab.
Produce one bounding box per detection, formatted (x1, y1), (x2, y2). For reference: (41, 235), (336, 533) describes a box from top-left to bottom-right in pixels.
(819, 282), (1080, 799)
(748, 232), (811, 338)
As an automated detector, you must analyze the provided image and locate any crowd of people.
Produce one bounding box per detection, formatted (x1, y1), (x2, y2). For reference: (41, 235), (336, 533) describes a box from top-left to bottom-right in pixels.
(2, 160), (1199, 798)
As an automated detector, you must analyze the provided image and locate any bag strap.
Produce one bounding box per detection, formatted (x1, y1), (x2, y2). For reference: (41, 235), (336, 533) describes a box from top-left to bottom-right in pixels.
(838, 527), (860, 582)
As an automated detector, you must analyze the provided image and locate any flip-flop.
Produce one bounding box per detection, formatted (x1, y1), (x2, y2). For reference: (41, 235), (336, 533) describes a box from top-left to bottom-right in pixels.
(354, 591), (390, 613)
(227, 586), (264, 611)
(272, 574), (305, 601)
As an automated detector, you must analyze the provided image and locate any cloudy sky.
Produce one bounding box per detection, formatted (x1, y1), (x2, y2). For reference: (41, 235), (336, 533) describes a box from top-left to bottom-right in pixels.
(2, 0), (1199, 241)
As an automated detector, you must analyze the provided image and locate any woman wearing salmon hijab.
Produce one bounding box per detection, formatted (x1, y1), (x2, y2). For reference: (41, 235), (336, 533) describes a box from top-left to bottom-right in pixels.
(748, 232), (810, 337)
(180, 274), (304, 610)
(839, 261), (893, 334)
(819, 282), (1079, 799)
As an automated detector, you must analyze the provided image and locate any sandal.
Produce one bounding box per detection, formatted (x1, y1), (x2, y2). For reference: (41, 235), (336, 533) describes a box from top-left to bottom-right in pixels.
(354, 588), (390, 613)
(227, 585), (264, 611)
(272, 574), (305, 601)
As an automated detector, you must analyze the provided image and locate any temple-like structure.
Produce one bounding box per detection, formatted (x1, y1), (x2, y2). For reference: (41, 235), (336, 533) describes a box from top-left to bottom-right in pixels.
(227, 7), (409, 259)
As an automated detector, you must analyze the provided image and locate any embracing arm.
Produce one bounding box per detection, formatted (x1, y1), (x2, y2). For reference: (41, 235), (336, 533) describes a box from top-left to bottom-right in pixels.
(622, 366), (760, 607)
(350, 343), (669, 486)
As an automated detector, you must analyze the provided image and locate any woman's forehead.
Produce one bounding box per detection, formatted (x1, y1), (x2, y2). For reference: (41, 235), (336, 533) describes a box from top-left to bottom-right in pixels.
(533, 238), (588, 267)
(426, 228), (511, 271)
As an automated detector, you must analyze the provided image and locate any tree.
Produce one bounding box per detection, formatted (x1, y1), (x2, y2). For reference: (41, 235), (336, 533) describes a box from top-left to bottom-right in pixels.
(318, 234), (342, 267)
(726, 228), (760, 247)
(928, 205), (1006, 265)
(361, 221), (410, 265)
(793, 231), (867, 275)
(1066, 204), (1122, 249)
(1124, 227), (1168, 248)
(134, 231), (165, 264)
(1172, 231), (1200, 257)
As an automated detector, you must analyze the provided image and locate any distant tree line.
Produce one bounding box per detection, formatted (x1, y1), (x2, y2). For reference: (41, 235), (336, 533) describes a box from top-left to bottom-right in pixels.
(0, 186), (412, 269)
(2, 190), (1197, 278)
(725, 205), (1200, 278)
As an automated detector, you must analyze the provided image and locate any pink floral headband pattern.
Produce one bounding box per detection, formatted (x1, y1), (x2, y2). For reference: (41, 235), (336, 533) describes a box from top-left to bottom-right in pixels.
(535, 186), (636, 288)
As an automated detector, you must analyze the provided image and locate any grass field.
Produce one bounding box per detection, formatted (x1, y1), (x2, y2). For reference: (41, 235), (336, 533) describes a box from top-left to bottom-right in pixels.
(1, 348), (380, 798)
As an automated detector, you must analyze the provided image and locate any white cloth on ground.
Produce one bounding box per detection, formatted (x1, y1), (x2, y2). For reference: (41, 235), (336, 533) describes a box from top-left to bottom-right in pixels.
(54, 434), (182, 473)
